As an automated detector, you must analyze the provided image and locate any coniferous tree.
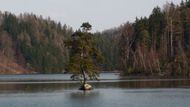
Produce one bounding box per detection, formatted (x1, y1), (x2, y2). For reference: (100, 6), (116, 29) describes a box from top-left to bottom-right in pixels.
(66, 22), (103, 90)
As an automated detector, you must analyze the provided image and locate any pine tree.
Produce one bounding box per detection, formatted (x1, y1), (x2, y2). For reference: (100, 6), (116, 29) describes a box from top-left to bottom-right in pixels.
(65, 22), (103, 90)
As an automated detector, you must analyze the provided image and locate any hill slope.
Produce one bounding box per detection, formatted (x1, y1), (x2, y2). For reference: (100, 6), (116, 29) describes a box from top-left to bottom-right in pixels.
(95, 1), (190, 76)
(0, 12), (73, 74)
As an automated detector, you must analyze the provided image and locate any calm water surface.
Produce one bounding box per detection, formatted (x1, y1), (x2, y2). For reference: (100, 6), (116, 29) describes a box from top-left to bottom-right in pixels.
(0, 73), (189, 107)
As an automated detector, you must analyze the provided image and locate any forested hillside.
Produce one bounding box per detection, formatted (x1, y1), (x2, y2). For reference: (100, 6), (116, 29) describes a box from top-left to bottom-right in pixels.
(93, 28), (121, 70)
(1, 1), (190, 77)
(0, 12), (73, 74)
(95, 1), (190, 76)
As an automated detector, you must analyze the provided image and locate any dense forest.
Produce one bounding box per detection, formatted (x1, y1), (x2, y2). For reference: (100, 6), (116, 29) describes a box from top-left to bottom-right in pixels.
(0, 1), (190, 77)
(0, 12), (73, 74)
(96, 1), (190, 77)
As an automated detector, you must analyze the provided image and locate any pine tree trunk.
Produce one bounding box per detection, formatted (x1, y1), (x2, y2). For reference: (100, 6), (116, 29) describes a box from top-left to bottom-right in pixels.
(81, 68), (87, 85)
(80, 65), (92, 90)
(80, 63), (88, 90)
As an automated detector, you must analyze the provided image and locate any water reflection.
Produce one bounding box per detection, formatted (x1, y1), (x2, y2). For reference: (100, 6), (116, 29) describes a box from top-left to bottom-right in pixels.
(0, 79), (189, 93)
(69, 90), (100, 98)
(93, 79), (190, 89)
(0, 77), (189, 107)
(0, 83), (80, 93)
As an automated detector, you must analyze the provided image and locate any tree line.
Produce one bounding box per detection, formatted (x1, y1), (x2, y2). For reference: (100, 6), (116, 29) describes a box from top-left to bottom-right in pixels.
(95, 1), (190, 77)
(0, 1), (190, 77)
(0, 12), (73, 73)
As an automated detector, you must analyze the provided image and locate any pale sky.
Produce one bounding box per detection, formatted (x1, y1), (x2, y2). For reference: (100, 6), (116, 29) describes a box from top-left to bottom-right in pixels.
(0, 0), (181, 31)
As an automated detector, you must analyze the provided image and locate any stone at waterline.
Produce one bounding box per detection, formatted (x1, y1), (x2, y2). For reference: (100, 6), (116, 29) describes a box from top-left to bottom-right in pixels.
(79, 83), (93, 90)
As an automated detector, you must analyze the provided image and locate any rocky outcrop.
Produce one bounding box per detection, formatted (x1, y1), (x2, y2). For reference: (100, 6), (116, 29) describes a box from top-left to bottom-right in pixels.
(79, 83), (93, 90)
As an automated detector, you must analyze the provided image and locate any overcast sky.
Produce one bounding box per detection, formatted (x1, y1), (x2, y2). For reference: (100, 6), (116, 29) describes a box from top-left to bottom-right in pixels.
(0, 0), (181, 31)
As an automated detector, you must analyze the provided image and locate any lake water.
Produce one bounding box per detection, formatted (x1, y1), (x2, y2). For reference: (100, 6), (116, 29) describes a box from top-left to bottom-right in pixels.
(0, 73), (190, 107)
